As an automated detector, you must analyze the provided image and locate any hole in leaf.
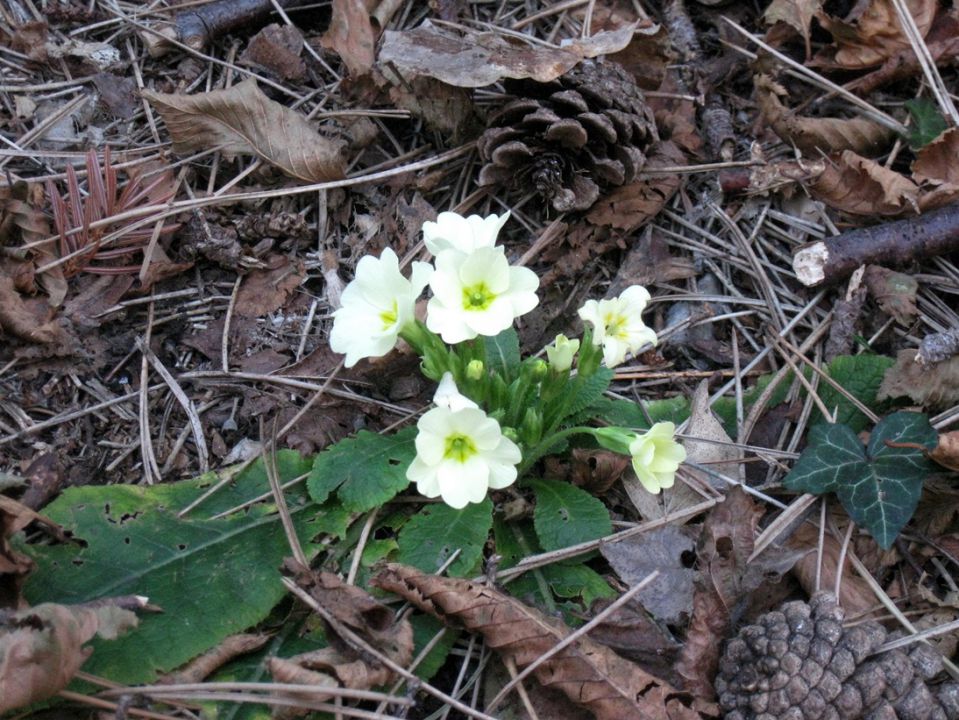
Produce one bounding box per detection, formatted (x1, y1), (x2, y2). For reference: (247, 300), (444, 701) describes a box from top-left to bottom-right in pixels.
(177, 543), (187, 551)
(558, 509), (570, 522)
(387, 458), (401, 466)
(716, 536), (733, 558)
(71, 559), (84, 567)
(680, 550), (696, 568)
(124, 537), (131, 545)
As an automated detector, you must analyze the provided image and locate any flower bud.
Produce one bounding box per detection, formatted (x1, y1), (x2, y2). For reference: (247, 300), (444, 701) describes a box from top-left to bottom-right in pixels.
(466, 359), (485, 380)
(519, 407), (544, 445)
(593, 426), (636, 455)
(545, 334), (580, 372)
(501, 426), (521, 444)
(522, 358), (549, 383)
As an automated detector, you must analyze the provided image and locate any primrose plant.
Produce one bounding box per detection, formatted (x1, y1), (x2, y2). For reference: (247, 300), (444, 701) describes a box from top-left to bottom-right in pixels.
(328, 210), (686, 513)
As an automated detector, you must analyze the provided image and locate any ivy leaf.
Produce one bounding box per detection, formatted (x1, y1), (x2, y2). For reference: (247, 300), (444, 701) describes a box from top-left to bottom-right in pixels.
(905, 99), (949, 148)
(784, 412), (937, 548)
(530, 478), (611, 551)
(396, 499), (492, 577)
(485, 327), (520, 379)
(815, 354), (895, 431)
(307, 427), (416, 512)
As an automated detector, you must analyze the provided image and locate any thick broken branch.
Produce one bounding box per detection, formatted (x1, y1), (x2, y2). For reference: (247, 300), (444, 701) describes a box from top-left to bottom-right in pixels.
(792, 202), (959, 286)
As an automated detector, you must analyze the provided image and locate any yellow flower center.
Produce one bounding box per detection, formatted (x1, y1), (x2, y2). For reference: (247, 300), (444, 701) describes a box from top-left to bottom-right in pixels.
(462, 282), (495, 311)
(444, 433), (477, 462)
(379, 301), (398, 331)
(604, 311), (627, 339)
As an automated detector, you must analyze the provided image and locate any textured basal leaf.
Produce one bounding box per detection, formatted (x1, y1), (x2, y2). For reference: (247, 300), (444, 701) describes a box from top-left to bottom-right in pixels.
(785, 412), (936, 548)
(564, 367), (614, 422)
(307, 427), (416, 512)
(142, 78), (347, 183)
(397, 499), (492, 577)
(21, 455), (334, 684)
(0, 603), (138, 712)
(485, 327), (521, 379)
(530, 478), (611, 552)
(811, 150), (919, 216)
(374, 563), (714, 720)
(587, 395), (690, 430)
(754, 74), (893, 157)
(906, 99), (950, 149)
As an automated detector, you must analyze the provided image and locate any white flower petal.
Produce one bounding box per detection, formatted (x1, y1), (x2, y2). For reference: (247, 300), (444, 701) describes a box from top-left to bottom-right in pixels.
(433, 373), (479, 411)
(407, 457), (441, 498)
(438, 457), (489, 508)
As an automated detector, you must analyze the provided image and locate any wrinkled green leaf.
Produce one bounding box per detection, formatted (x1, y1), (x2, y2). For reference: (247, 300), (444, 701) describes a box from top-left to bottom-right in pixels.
(397, 499), (492, 577)
(815, 354), (896, 431)
(530, 478), (611, 552)
(582, 395), (689, 430)
(564, 368), (614, 422)
(784, 412), (937, 548)
(22, 458), (336, 685)
(308, 427), (416, 512)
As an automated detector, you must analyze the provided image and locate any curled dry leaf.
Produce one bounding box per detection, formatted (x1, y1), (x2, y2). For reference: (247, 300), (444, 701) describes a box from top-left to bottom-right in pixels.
(913, 127), (959, 210)
(378, 19), (639, 87)
(586, 140), (685, 231)
(142, 78), (348, 183)
(878, 349), (959, 408)
(786, 521), (878, 618)
(373, 563), (717, 720)
(862, 265), (918, 324)
(0, 602), (139, 713)
(0, 275), (63, 344)
(160, 633), (270, 684)
(754, 74), (893, 157)
(763, 0), (822, 55)
(280, 560), (412, 700)
(811, 150), (919, 216)
(930, 431), (959, 472)
(815, 0), (937, 70)
(239, 24), (307, 82)
(0, 181), (66, 307)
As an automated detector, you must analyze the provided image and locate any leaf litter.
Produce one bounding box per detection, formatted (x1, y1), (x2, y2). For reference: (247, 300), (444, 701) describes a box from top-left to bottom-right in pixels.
(3, 0), (959, 718)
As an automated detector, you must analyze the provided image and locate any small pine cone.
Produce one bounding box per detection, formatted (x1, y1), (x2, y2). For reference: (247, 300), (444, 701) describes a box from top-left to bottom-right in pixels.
(715, 593), (959, 719)
(477, 59), (657, 213)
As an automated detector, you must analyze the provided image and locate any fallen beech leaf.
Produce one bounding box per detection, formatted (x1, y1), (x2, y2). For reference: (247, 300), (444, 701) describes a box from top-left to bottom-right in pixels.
(322, 0), (376, 77)
(815, 0), (936, 70)
(0, 602), (138, 713)
(931, 431), (959, 472)
(787, 521), (877, 618)
(373, 563), (716, 720)
(586, 140), (685, 230)
(912, 127), (959, 210)
(675, 488), (762, 699)
(378, 20), (639, 87)
(754, 74), (893, 157)
(862, 265), (918, 323)
(142, 78), (347, 183)
(878, 349), (959, 408)
(161, 633), (270, 684)
(234, 253), (306, 318)
(0, 182), (66, 307)
(811, 150), (919, 216)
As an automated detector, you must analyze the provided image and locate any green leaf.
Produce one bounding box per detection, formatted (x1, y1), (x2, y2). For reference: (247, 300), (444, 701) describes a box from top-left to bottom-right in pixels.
(21, 469), (334, 685)
(530, 478), (611, 552)
(563, 368), (614, 421)
(906, 98), (949, 148)
(586, 395), (690, 429)
(410, 613), (460, 681)
(815, 354), (896, 431)
(397, 499), (492, 577)
(784, 412), (936, 548)
(485, 327), (521, 378)
(308, 427), (416, 512)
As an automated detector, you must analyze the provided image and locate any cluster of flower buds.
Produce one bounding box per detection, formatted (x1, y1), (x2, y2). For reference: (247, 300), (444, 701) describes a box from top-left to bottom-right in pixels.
(328, 211), (685, 508)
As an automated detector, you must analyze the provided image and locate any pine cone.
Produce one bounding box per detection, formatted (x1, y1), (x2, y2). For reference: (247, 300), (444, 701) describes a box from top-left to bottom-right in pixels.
(715, 593), (959, 720)
(477, 60), (658, 213)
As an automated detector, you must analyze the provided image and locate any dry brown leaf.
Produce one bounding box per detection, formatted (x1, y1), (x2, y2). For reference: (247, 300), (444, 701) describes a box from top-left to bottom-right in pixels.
(675, 488), (762, 699)
(388, 76), (477, 141)
(239, 24), (307, 82)
(787, 521), (877, 618)
(234, 253), (306, 318)
(378, 20), (638, 87)
(161, 633), (270, 684)
(322, 0), (377, 77)
(930, 431), (959, 472)
(878, 349), (959, 408)
(763, 0), (822, 55)
(373, 563), (716, 720)
(0, 181), (66, 307)
(586, 140), (685, 230)
(142, 78), (348, 183)
(811, 150), (919, 216)
(754, 74), (893, 157)
(684, 381), (742, 487)
(912, 127), (959, 209)
(862, 265), (918, 324)
(0, 275), (63, 344)
(815, 0), (937, 69)
(0, 602), (138, 713)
